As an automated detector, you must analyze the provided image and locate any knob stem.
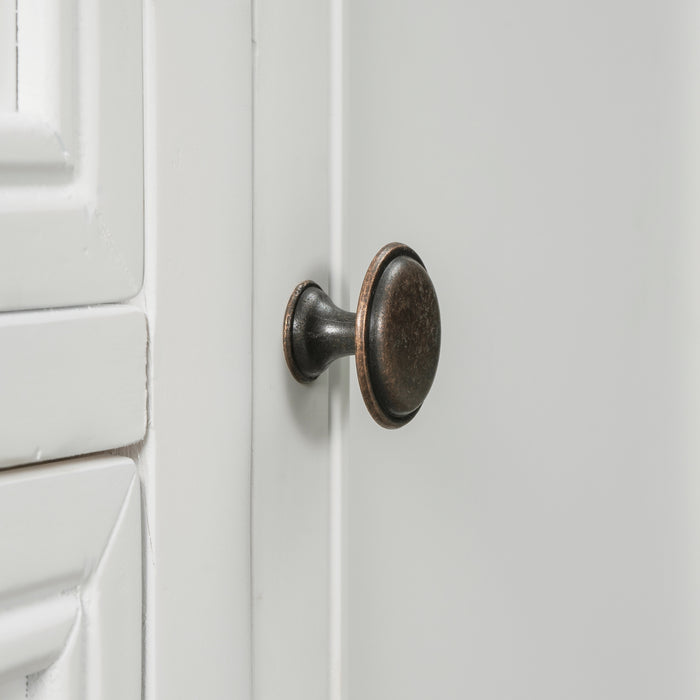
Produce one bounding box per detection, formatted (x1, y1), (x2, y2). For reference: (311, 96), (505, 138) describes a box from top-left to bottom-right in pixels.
(284, 282), (355, 382)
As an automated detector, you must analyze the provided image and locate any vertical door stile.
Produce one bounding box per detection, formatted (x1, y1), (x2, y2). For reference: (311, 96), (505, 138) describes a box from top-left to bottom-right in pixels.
(252, 1), (334, 699)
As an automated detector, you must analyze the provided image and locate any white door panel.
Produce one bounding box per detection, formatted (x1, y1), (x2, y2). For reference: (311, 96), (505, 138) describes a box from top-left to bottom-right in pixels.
(0, 0), (143, 311)
(0, 455), (141, 699)
(0, 305), (146, 469)
(345, 1), (700, 698)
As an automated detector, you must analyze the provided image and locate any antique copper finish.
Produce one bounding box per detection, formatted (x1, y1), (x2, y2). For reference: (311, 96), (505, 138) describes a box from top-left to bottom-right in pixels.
(283, 280), (355, 382)
(283, 242), (441, 429)
(283, 280), (322, 383)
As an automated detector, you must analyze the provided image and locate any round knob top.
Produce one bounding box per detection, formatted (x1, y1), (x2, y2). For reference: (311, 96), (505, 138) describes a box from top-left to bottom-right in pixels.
(355, 243), (441, 428)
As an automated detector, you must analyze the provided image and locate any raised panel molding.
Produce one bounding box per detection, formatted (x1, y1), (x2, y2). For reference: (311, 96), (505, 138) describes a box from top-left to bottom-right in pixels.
(0, 455), (141, 699)
(0, 0), (143, 311)
(0, 305), (147, 469)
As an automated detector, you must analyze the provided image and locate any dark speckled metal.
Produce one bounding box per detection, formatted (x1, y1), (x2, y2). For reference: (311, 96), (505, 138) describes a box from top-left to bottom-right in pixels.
(283, 243), (441, 429)
(367, 256), (440, 419)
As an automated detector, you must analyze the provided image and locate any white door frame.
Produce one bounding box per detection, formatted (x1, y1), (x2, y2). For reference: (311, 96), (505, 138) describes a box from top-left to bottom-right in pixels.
(139, 2), (253, 698)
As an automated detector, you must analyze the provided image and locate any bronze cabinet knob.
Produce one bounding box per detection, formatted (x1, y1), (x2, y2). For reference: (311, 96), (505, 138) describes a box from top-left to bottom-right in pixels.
(283, 242), (441, 429)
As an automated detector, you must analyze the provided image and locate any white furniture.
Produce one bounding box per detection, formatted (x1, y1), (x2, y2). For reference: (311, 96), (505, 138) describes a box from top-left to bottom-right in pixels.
(3, 0), (700, 698)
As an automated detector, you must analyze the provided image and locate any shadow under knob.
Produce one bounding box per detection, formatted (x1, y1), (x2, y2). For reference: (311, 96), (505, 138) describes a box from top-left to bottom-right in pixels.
(283, 242), (440, 428)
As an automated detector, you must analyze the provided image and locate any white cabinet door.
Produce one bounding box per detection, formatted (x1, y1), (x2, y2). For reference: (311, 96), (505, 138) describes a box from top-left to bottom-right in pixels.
(254, 1), (700, 699)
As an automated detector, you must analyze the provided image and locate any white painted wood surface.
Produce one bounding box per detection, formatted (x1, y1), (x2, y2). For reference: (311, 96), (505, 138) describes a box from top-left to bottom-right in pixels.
(343, 1), (700, 699)
(0, 0), (15, 112)
(0, 455), (141, 699)
(253, 0), (700, 698)
(139, 1), (252, 698)
(0, 0), (143, 310)
(0, 305), (146, 468)
(0, 114), (72, 166)
(252, 1), (334, 698)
